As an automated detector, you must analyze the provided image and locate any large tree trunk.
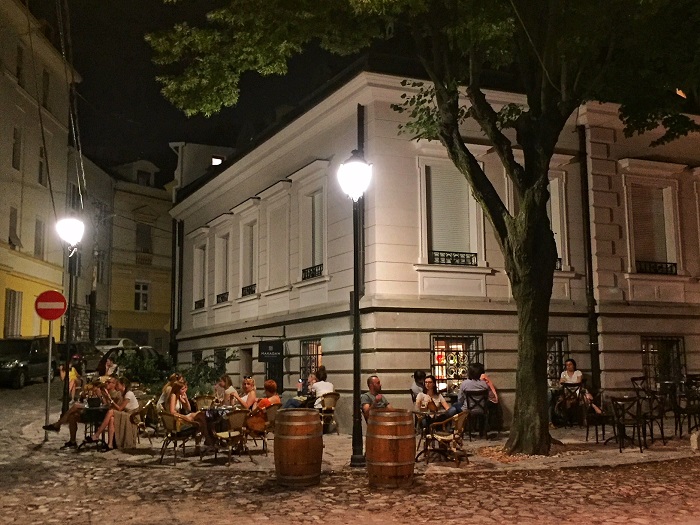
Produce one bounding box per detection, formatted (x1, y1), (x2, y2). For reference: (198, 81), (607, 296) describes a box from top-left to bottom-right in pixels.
(503, 197), (557, 455)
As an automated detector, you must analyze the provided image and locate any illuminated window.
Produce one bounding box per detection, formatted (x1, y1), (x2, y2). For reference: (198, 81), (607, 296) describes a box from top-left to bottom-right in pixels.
(431, 334), (484, 393)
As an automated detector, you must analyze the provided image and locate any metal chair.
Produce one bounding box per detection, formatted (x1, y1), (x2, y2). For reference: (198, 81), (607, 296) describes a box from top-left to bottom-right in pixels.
(671, 390), (700, 438)
(320, 392), (340, 434)
(630, 376), (649, 397)
(639, 390), (666, 446)
(557, 383), (586, 427)
(610, 396), (644, 453)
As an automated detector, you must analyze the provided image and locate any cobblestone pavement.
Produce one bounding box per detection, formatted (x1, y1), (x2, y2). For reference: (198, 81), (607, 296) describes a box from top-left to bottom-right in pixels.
(1, 381), (699, 524)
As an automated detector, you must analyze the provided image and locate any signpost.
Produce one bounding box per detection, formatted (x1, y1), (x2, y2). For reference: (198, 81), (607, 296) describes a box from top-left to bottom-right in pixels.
(35, 290), (67, 442)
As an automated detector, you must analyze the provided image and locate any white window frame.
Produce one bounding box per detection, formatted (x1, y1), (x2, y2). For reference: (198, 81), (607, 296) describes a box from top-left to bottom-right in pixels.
(418, 156), (485, 266)
(232, 198), (260, 299)
(4, 289), (22, 337)
(134, 281), (149, 312)
(214, 233), (230, 303)
(193, 242), (208, 308)
(288, 160), (329, 283)
(259, 180), (292, 293)
(620, 159), (685, 276)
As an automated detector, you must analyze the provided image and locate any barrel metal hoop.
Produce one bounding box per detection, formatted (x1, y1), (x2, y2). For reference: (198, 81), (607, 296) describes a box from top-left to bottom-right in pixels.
(278, 421), (323, 427)
(276, 433), (324, 440)
(365, 433), (415, 440)
(367, 421), (413, 427)
(366, 461), (415, 467)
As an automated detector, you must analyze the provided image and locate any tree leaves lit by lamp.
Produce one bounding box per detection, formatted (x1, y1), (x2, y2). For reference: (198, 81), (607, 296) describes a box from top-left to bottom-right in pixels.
(56, 217), (85, 247)
(337, 150), (372, 202)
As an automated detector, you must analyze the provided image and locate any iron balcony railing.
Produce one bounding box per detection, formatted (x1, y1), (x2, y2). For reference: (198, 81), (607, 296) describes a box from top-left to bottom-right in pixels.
(428, 250), (477, 266)
(636, 260), (677, 275)
(216, 291), (229, 304)
(241, 284), (257, 297)
(302, 263), (323, 280)
(194, 298), (205, 309)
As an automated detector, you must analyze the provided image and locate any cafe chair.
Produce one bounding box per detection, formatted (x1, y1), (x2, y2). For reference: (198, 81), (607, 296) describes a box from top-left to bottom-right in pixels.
(320, 392), (341, 435)
(130, 398), (157, 445)
(159, 413), (201, 465)
(250, 403), (282, 456)
(557, 383), (586, 427)
(585, 391), (612, 444)
(610, 396), (644, 453)
(463, 390), (490, 440)
(215, 409), (252, 465)
(671, 390), (700, 438)
(426, 411), (470, 467)
(639, 390), (666, 446)
(630, 376), (650, 397)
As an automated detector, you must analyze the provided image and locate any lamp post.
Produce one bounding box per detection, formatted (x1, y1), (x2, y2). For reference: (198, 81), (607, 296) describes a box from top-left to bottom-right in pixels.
(337, 104), (372, 468)
(56, 217), (85, 414)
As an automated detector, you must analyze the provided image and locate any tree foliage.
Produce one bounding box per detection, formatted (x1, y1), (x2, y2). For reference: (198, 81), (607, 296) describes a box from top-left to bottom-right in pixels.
(150, 0), (700, 454)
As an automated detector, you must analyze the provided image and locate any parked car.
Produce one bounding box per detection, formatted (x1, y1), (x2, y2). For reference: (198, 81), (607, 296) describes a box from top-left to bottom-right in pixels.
(94, 337), (138, 354)
(0, 336), (57, 389)
(57, 341), (103, 376)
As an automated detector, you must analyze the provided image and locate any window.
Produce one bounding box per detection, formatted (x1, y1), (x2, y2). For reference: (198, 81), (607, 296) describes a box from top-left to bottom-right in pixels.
(267, 203), (289, 289)
(136, 170), (151, 186)
(302, 191), (324, 280)
(631, 185), (676, 274)
(215, 234), (230, 303)
(426, 164), (478, 266)
(34, 219), (45, 259)
(12, 128), (22, 170)
(192, 350), (203, 364)
(547, 336), (569, 387)
(431, 334), (485, 393)
(642, 336), (686, 386)
(41, 69), (50, 109)
(214, 348), (227, 374)
(9, 207), (22, 249)
(38, 146), (47, 186)
(135, 223), (153, 254)
(134, 282), (149, 311)
(241, 220), (257, 296)
(300, 339), (322, 386)
(193, 244), (206, 308)
(15, 46), (24, 86)
(3, 289), (22, 337)
(68, 183), (81, 210)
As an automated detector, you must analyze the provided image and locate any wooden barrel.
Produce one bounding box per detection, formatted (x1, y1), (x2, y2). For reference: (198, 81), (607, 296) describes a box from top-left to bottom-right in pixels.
(274, 408), (323, 487)
(365, 408), (415, 488)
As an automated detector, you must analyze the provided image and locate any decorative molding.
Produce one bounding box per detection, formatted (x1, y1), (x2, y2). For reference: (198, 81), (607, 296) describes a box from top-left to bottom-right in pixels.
(207, 213), (234, 228)
(231, 197), (261, 215)
(287, 159), (330, 184)
(257, 180), (292, 201)
(618, 158), (687, 176)
(185, 226), (209, 240)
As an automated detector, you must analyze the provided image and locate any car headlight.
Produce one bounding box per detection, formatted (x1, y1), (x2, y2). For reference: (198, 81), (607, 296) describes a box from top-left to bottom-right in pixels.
(1, 360), (20, 369)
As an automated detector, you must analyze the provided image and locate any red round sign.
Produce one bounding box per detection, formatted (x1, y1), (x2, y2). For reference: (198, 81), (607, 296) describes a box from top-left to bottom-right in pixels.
(35, 290), (67, 321)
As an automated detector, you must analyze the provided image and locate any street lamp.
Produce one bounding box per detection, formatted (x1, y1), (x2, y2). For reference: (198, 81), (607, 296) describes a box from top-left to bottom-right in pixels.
(338, 104), (372, 468)
(56, 217), (85, 414)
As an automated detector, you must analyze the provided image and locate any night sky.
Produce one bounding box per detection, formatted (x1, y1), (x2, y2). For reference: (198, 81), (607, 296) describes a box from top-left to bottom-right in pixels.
(29, 0), (351, 183)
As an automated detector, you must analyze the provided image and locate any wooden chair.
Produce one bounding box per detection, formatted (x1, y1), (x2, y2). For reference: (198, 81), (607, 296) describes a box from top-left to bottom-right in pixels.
(426, 411), (470, 467)
(159, 412), (201, 465)
(463, 390), (489, 440)
(247, 403), (282, 456)
(320, 392), (340, 435)
(215, 409), (252, 465)
(130, 398), (157, 444)
(610, 396), (644, 453)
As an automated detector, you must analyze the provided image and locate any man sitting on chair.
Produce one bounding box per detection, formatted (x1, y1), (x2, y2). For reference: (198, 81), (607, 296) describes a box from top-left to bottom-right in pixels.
(361, 375), (391, 421)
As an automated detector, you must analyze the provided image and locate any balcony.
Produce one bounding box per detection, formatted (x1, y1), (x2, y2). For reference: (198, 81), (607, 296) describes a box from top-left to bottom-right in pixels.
(636, 260), (677, 275)
(194, 298), (205, 309)
(216, 291), (229, 304)
(428, 250), (477, 266)
(302, 263), (323, 281)
(241, 284), (257, 297)
(135, 252), (152, 265)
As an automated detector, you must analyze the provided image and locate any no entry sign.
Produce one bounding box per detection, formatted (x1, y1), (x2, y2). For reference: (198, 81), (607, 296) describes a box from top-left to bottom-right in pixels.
(35, 290), (67, 321)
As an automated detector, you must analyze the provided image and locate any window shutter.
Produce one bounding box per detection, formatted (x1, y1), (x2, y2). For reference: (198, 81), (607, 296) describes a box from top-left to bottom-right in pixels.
(427, 165), (471, 252)
(632, 185), (667, 262)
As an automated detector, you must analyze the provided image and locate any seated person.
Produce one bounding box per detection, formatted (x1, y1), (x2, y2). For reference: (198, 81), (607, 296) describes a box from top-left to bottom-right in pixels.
(410, 370), (426, 400)
(248, 380), (281, 433)
(230, 376), (257, 410)
(43, 377), (118, 448)
(284, 373), (317, 408)
(310, 366), (334, 409)
(216, 374), (236, 406)
(87, 376), (140, 450)
(157, 373), (183, 409)
(361, 375), (391, 421)
(167, 380), (216, 448)
(415, 374), (451, 429)
(68, 357), (82, 403)
(558, 359), (602, 414)
(458, 362), (500, 432)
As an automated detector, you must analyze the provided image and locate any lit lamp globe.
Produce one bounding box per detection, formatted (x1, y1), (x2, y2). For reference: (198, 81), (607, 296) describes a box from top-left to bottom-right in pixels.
(337, 150), (372, 201)
(56, 217), (85, 246)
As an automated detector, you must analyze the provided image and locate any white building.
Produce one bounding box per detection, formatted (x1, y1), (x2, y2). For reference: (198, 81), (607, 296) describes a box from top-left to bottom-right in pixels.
(0, 0), (80, 337)
(169, 67), (700, 430)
